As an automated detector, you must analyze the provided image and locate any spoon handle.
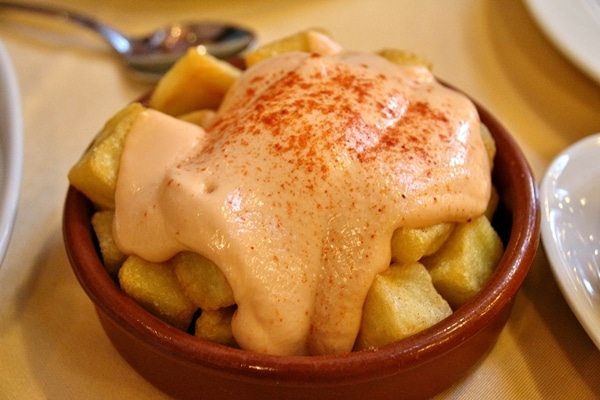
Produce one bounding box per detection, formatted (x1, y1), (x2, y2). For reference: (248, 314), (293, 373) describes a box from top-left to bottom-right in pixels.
(0, 1), (131, 54)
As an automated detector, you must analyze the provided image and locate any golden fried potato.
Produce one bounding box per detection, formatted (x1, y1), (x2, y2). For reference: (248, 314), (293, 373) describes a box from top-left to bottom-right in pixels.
(480, 123), (498, 220)
(119, 255), (197, 331)
(172, 252), (235, 311)
(68, 103), (144, 209)
(244, 28), (336, 67)
(149, 48), (241, 117)
(91, 210), (126, 276)
(178, 109), (217, 129)
(390, 222), (454, 265)
(194, 306), (237, 347)
(480, 123), (496, 170)
(485, 185), (500, 221)
(377, 48), (432, 70)
(422, 215), (503, 309)
(354, 262), (452, 350)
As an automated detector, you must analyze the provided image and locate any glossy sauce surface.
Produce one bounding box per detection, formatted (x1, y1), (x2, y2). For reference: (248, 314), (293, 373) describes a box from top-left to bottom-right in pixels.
(114, 48), (490, 356)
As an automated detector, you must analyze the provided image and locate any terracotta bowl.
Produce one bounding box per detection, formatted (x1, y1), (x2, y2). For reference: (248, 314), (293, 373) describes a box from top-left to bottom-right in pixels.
(63, 95), (540, 400)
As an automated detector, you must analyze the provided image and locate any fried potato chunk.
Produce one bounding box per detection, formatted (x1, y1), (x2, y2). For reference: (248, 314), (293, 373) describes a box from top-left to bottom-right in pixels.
(390, 222), (454, 265)
(149, 48), (241, 117)
(91, 210), (126, 276)
(119, 255), (197, 331)
(485, 185), (500, 221)
(172, 252), (235, 311)
(178, 109), (217, 129)
(244, 28), (338, 67)
(354, 262), (452, 350)
(480, 123), (496, 170)
(422, 215), (503, 309)
(68, 103), (144, 209)
(194, 306), (237, 347)
(377, 48), (432, 70)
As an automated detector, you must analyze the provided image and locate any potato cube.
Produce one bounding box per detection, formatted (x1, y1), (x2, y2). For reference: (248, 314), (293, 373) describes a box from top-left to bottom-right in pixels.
(244, 28), (336, 67)
(91, 210), (126, 276)
(68, 102), (144, 209)
(178, 109), (217, 129)
(172, 252), (235, 310)
(354, 262), (452, 350)
(377, 48), (432, 70)
(119, 255), (197, 331)
(421, 215), (503, 309)
(390, 222), (454, 265)
(485, 185), (500, 221)
(480, 123), (496, 170)
(194, 306), (237, 347)
(149, 48), (241, 117)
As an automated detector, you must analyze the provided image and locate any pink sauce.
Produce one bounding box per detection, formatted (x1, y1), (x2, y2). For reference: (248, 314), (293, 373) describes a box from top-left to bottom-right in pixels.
(113, 49), (490, 356)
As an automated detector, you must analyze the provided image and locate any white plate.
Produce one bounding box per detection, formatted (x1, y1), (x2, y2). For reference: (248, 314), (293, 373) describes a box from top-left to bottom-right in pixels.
(524, 0), (600, 85)
(0, 40), (23, 266)
(540, 134), (600, 350)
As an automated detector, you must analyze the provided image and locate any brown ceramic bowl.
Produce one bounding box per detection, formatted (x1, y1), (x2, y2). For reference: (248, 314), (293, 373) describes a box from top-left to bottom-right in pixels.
(63, 93), (540, 399)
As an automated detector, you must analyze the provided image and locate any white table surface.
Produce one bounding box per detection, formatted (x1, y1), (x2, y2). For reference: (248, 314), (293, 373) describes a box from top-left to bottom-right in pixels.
(1, 0), (599, 398)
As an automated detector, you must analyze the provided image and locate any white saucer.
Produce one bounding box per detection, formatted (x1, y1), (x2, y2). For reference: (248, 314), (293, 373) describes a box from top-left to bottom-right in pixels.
(0, 41), (23, 266)
(540, 133), (600, 350)
(524, 0), (600, 85)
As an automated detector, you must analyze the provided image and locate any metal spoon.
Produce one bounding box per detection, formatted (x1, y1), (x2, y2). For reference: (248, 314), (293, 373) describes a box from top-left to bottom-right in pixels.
(0, 1), (255, 81)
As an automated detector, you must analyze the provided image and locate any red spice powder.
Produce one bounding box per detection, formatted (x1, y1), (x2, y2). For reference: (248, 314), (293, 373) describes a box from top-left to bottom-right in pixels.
(204, 53), (457, 195)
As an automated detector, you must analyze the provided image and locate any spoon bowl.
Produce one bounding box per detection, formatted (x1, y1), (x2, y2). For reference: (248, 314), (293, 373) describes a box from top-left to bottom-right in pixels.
(122, 22), (255, 79)
(0, 2), (256, 81)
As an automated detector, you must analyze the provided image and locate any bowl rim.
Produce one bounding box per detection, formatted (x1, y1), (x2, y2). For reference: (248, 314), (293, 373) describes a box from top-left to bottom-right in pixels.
(63, 94), (540, 385)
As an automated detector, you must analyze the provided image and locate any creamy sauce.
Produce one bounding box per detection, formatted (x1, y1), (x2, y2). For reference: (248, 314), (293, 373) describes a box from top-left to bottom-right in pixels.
(113, 49), (490, 356)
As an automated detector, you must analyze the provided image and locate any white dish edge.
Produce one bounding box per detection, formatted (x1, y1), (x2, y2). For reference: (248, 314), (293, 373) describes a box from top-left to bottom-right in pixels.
(0, 40), (23, 266)
(540, 133), (600, 350)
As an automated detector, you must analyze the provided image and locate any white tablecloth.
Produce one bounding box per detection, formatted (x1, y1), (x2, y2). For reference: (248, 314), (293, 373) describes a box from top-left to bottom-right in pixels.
(1, 0), (599, 398)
